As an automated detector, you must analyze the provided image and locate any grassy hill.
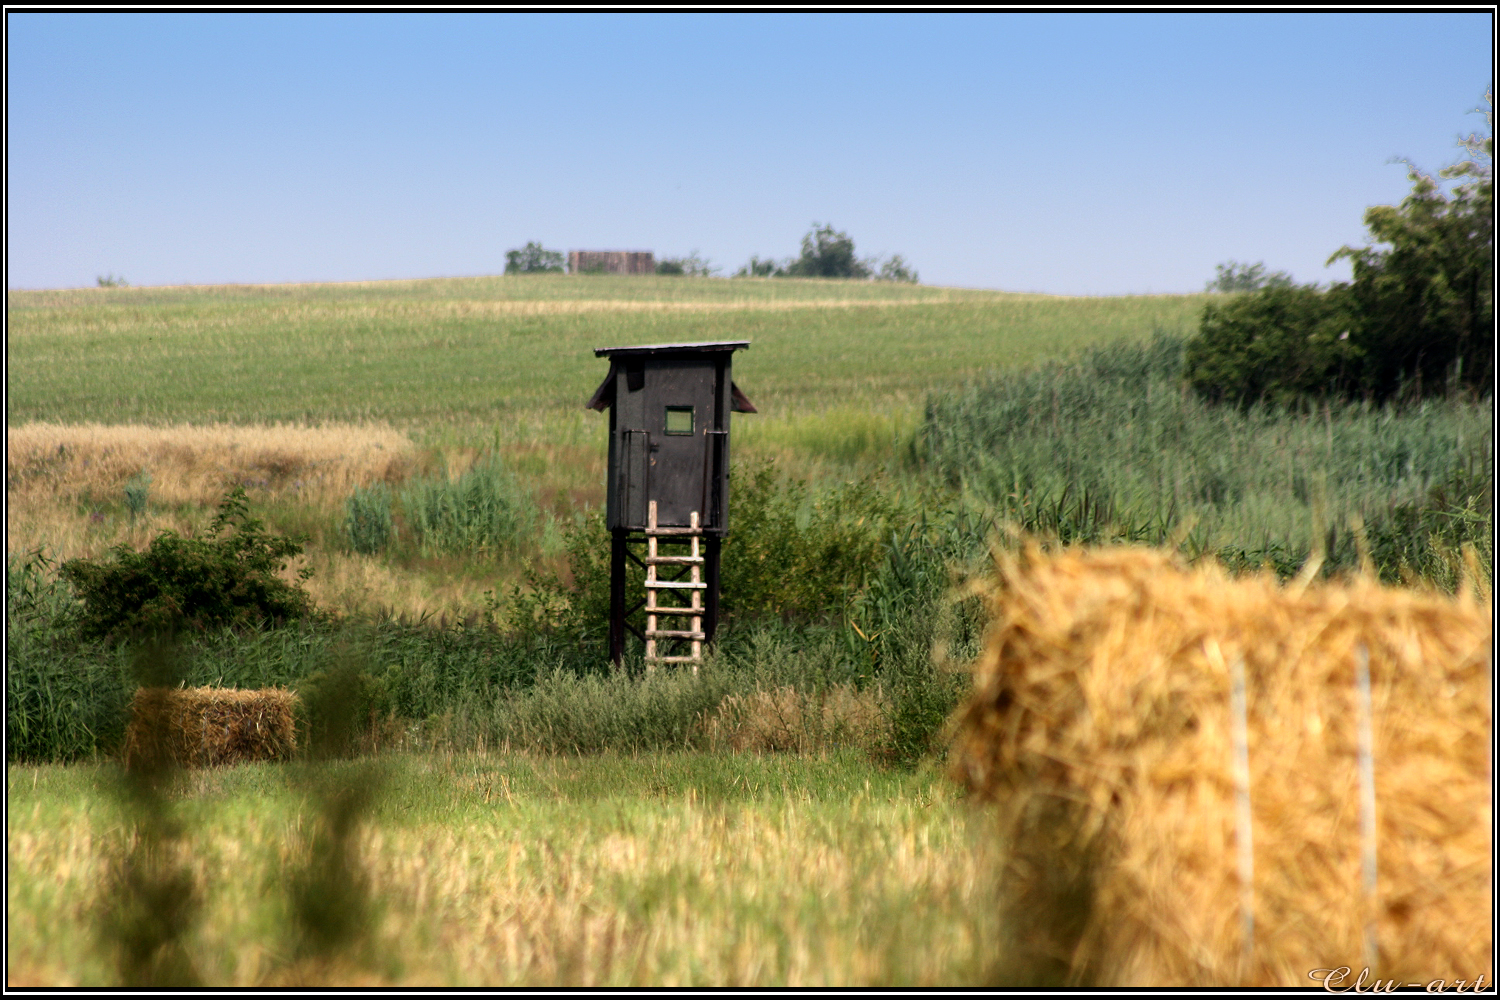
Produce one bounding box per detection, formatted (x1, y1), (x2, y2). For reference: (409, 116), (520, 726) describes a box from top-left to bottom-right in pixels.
(9, 273), (1488, 618)
(6, 275), (1207, 435)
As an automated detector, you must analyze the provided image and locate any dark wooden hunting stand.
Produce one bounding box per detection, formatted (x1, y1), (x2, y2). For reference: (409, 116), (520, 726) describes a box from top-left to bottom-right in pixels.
(586, 340), (756, 670)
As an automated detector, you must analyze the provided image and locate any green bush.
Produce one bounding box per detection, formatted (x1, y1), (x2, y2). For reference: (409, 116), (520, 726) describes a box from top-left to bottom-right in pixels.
(507, 461), (917, 649)
(1191, 97), (1493, 405)
(399, 455), (536, 556)
(784, 223), (872, 279)
(58, 487), (314, 641)
(504, 242), (564, 274)
(734, 255), (786, 278)
(720, 463), (908, 622)
(1329, 94), (1493, 400)
(1204, 260), (1294, 293)
(1184, 285), (1360, 406)
(655, 251), (716, 277)
(875, 255), (919, 284)
(343, 483), (394, 555)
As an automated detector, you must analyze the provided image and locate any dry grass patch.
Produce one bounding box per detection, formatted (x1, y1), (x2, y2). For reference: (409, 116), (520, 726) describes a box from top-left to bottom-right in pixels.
(296, 549), (510, 623)
(699, 685), (889, 755)
(7, 422), (415, 566)
(8, 421), (416, 510)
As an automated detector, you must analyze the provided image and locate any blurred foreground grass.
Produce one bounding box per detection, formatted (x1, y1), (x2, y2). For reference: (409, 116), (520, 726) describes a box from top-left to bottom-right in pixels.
(7, 751), (1001, 988)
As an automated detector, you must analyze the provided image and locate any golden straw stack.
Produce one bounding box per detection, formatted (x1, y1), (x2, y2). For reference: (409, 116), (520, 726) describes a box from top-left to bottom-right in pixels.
(950, 545), (1492, 987)
(124, 687), (298, 769)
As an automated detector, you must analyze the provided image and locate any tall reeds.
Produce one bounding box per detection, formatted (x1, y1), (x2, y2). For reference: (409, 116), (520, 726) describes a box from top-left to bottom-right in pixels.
(399, 455), (536, 557)
(921, 335), (1492, 584)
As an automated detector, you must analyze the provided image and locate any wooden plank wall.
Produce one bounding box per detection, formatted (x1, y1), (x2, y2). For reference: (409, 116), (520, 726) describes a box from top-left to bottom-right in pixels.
(568, 250), (656, 275)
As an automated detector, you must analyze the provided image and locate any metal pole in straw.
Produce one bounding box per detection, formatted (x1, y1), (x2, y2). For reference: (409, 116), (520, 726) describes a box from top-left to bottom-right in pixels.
(1354, 643), (1379, 971)
(1229, 654), (1255, 975)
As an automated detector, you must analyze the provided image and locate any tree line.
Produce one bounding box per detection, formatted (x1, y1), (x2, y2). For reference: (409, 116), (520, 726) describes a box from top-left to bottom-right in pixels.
(503, 223), (919, 283)
(1189, 91), (1492, 405)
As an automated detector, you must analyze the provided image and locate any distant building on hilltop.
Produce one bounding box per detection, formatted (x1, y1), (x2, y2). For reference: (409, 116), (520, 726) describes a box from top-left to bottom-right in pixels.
(569, 250), (655, 275)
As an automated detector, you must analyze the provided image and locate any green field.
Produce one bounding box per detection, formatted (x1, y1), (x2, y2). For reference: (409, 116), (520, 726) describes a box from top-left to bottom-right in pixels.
(6, 275), (1206, 439)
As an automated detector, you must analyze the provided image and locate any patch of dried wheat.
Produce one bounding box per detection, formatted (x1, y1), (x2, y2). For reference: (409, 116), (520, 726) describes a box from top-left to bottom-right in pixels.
(7, 422), (415, 511)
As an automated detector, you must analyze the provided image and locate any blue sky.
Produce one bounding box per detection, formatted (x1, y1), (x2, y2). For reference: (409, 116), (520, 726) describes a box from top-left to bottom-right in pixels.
(6, 12), (1492, 294)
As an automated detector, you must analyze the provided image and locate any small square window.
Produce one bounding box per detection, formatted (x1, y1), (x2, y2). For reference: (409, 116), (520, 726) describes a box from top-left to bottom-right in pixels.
(665, 406), (694, 435)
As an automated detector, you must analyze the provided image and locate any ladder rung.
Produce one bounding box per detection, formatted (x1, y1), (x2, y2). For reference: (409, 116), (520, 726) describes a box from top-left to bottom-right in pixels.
(646, 629), (706, 640)
(645, 579), (706, 590)
(645, 605), (700, 616)
(645, 526), (703, 537)
(646, 655), (703, 664)
(644, 555), (703, 565)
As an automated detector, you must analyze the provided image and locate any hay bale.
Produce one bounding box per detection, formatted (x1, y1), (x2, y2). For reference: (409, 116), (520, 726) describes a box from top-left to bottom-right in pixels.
(124, 687), (298, 769)
(950, 545), (1492, 987)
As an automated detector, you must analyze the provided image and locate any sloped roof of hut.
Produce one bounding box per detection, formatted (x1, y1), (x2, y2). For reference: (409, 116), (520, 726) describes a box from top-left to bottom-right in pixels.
(585, 340), (756, 412)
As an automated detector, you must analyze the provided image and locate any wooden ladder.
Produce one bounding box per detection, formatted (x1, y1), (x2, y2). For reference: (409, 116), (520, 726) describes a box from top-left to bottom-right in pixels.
(644, 500), (705, 672)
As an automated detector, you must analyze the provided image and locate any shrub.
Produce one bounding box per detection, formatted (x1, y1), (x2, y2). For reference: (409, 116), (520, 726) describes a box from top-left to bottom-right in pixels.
(1328, 92), (1493, 400)
(656, 251), (716, 276)
(875, 255), (919, 284)
(721, 462), (907, 621)
(504, 242), (565, 274)
(343, 483), (394, 555)
(506, 461), (913, 649)
(733, 255), (786, 278)
(1204, 260), (1294, 293)
(1184, 285), (1360, 406)
(399, 455), (536, 556)
(784, 223), (873, 279)
(58, 486), (314, 641)
(1193, 97), (1493, 405)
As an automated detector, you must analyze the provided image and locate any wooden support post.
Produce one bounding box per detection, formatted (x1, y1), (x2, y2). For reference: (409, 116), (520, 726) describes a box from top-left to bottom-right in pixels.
(610, 528), (627, 668)
(689, 511), (702, 672)
(704, 535), (721, 645)
(645, 501), (659, 671)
